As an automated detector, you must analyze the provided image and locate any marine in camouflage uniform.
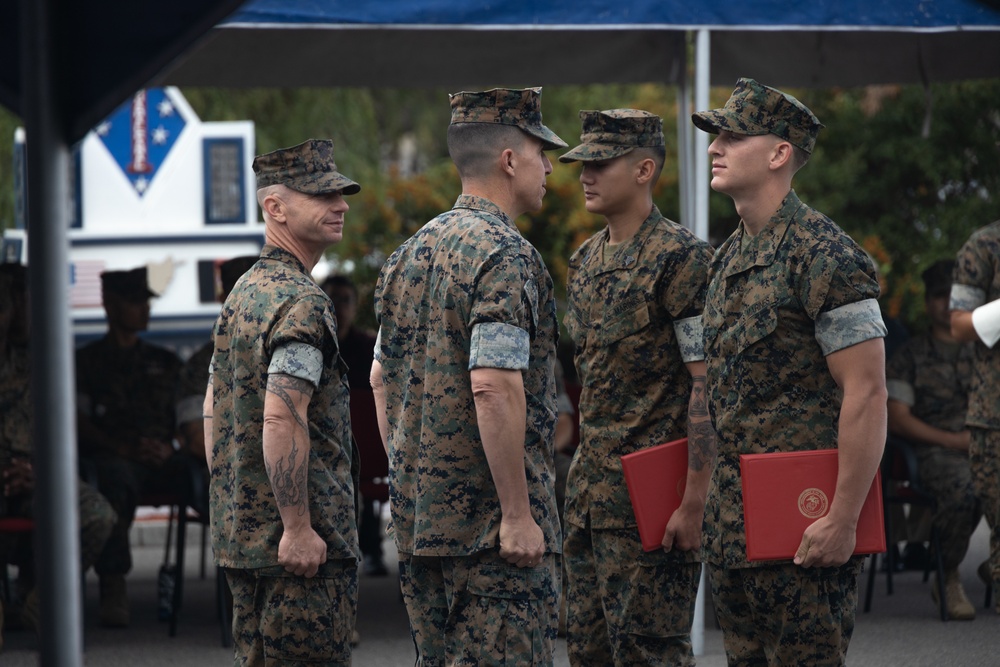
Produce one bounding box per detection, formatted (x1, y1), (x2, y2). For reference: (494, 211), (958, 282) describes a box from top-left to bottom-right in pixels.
(693, 79), (888, 665)
(886, 259), (980, 619)
(76, 266), (191, 627)
(0, 265), (116, 637)
(558, 110), (714, 666)
(208, 139), (361, 667)
(372, 88), (564, 666)
(949, 219), (1000, 611)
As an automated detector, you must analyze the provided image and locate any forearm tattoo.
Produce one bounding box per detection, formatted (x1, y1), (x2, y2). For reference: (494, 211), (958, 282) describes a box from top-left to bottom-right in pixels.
(264, 374), (313, 515)
(688, 375), (717, 472)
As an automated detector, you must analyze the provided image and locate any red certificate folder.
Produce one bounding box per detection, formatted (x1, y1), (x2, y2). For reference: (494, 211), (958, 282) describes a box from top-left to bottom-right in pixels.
(739, 448), (885, 562)
(621, 438), (688, 552)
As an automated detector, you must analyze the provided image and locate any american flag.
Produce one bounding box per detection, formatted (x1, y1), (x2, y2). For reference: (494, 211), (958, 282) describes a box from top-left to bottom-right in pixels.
(70, 260), (106, 308)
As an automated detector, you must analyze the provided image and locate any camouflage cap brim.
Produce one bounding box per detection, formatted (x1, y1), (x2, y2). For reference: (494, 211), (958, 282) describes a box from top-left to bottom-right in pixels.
(285, 171), (361, 197)
(558, 143), (635, 163)
(527, 124), (569, 151)
(691, 109), (770, 138)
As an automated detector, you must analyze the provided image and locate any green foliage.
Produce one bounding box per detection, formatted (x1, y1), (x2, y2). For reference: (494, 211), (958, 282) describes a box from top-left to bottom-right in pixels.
(0, 106), (20, 231)
(790, 81), (1000, 329)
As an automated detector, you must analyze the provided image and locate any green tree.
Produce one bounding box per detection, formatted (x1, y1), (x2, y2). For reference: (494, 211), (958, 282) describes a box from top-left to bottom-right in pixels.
(791, 81), (1000, 329)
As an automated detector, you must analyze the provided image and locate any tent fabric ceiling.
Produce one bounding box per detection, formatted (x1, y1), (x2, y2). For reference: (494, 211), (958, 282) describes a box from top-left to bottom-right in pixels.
(156, 0), (1000, 90)
(712, 30), (1000, 87)
(0, 0), (245, 143)
(227, 0), (999, 29)
(155, 28), (688, 89)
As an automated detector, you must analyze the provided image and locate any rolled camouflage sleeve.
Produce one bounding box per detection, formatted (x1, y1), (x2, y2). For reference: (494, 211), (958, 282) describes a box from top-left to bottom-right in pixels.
(467, 247), (535, 371)
(469, 322), (530, 370)
(266, 294), (333, 387)
(950, 284), (986, 312)
(804, 242), (886, 355)
(815, 299), (887, 356)
(269, 342), (324, 387)
(673, 315), (705, 363)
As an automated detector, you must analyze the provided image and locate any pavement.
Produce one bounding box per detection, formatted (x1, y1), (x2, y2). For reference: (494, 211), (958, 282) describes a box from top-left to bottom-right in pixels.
(2, 512), (998, 666)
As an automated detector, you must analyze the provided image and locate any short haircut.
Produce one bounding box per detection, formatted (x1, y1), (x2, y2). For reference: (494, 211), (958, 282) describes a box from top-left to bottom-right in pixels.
(447, 123), (529, 180)
(632, 145), (666, 184)
(256, 183), (285, 209)
(790, 144), (811, 172)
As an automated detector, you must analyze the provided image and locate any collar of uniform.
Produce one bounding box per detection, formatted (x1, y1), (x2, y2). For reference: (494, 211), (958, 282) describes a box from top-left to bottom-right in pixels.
(260, 243), (308, 277)
(453, 194), (515, 229)
(591, 205), (662, 276)
(723, 191), (800, 279)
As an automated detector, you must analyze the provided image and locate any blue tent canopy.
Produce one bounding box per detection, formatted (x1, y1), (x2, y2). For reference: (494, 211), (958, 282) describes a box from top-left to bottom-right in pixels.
(230, 0), (999, 28)
(157, 0), (1000, 89)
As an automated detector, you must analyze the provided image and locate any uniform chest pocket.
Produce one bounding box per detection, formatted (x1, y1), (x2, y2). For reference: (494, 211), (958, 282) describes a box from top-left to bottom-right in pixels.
(731, 302), (779, 356)
(593, 298), (651, 348)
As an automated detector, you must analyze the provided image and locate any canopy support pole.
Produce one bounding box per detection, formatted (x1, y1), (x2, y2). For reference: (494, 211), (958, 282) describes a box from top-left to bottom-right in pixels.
(21, 0), (84, 664)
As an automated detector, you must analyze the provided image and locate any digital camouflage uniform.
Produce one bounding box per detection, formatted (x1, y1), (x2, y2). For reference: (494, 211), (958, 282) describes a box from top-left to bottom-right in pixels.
(558, 108), (712, 667)
(76, 331), (185, 576)
(211, 242), (360, 666)
(701, 189), (885, 665)
(950, 219), (1000, 599)
(886, 334), (980, 571)
(375, 190), (562, 666)
(694, 79), (887, 666)
(374, 89), (564, 666)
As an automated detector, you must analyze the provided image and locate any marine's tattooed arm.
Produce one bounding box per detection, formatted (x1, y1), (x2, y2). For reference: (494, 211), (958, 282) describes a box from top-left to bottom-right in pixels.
(687, 373), (717, 474)
(663, 363), (718, 552)
(263, 373), (315, 519)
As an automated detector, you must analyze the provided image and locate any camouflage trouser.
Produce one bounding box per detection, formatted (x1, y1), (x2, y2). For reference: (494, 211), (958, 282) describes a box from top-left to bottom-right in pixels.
(915, 446), (981, 570)
(969, 428), (1000, 590)
(78, 481), (118, 571)
(0, 480), (116, 588)
(709, 558), (863, 667)
(397, 548), (560, 666)
(563, 521), (699, 667)
(226, 561), (358, 667)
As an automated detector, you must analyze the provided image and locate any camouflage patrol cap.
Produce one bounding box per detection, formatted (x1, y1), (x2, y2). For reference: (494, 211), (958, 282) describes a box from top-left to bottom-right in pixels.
(921, 259), (955, 298)
(253, 139), (360, 196)
(692, 78), (824, 154)
(0, 263), (27, 292)
(559, 109), (664, 163)
(101, 267), (156, 302)
(449, 87), (568, 151)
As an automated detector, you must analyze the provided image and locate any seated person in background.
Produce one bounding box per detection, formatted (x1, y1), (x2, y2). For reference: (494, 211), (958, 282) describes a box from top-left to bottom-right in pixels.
(0, 264), (116, 645)
(321, 274), (386, 577)
(886, 259), (981, 620)
(175, 255), (258, 516)
(76, 266), (194, 628)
